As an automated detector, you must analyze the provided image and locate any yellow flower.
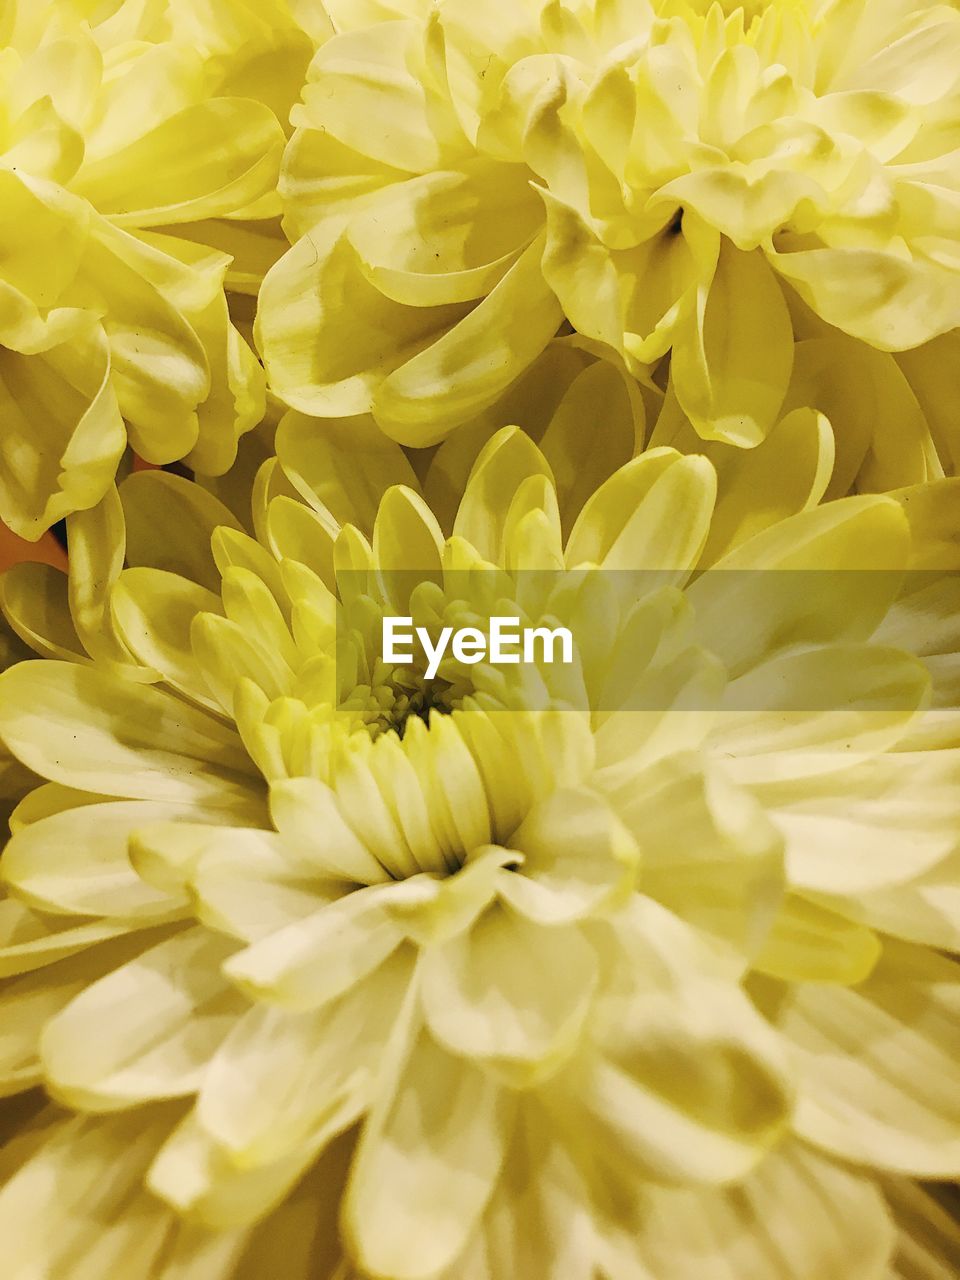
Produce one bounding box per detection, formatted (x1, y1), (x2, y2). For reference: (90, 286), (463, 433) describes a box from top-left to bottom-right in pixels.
(0, 372), (959, 1276)
(0, 0), (312, 540)
(258, 0), (960, 457)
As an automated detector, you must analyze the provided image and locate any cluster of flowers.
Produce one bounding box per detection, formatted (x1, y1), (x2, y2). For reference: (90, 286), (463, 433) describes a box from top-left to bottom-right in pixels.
(0, 0), (959, 1277)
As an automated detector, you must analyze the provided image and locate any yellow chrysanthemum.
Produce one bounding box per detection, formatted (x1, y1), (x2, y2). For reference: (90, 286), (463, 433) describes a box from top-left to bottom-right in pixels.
(258, 0), (960, 461)
(0, 377), (959, 1276)
(0, 0), (313, 540)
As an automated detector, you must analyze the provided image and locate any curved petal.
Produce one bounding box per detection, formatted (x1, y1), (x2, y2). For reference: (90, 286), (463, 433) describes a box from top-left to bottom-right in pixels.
(566, 449), (716, 574)
(768, 241), (960, 351)
(185, 298), (266, 478)
(452, 426), (554, 567)
(673, 242), (794, 448)
(0, 1108), (183, 1278)
(536, 357), (640, 534)
(223, 884), (406, 1011)
(686, 496), (911, 676)
(257, 224), (469, 418)
(72, 219), (210, 457)
(699, 408), (836, 567)
(1, 798), (197, 921)
(753, 896), (882, 985)
(550, 897), (794, 1186)
(348, 161), (542, 306)
(782, 337), (935, 497)
(72, 100), (284, 227)
(41, 928), (245, 1111)
(197, 950), (414, 1166)
(119, 470), (242, 591)
(614, 757), (783, 958)
(0, 330), (125, 540)
(372, 235), (564, 446)
(276, 410), (418, 538)
(777, 940), (960, 1176)
(344, 1027), (515, 1280)
(111, 568), (223, 709)
(269, 776), (392, 885)
(147, 1107), (321, 1231)
(66, 485), (138, 668)
(605, 1142), (894, 1280)
(504, 786), (638, 924)
(0, 897), (137, 981)
(421, 905), (598, 1081)
(298, 19), (464, 171)
(0, 562), (85, 662)
(0, 933), (159, 1098)
(0, 661), (255, 801)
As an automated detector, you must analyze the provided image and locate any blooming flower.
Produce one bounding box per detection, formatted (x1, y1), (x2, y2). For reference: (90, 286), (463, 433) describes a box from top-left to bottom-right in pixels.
(0, 367), (958, 1276)
(0, 0), (312, 540)
(258, 0), (960, 462)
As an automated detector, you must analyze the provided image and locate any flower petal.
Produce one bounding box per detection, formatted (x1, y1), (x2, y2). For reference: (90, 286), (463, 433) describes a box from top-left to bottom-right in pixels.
(1, 798), (198, 921)
(551, 898), (793, 1185)
(776, 940), (960, 1176)
(614, 758), (783, 958)
(73, 100), (284, 227)
(698, 408), (836, 567)
(223, 884), (407, 1011)
(768, 242), (960, 351)
(197, 950), (414, 1165)
(276, 409), (418, 539)
(604, 1142), (894, 1280)
(686, 496), (910, 676)
(0, 1108), (183, 1278)
(503, 786), (638, 924)
(452, 426), (554, 567)
(348, 161), (542, 306)
(119, 470), (242, 592)
(257, 224), (468, 418)
(344, 1027), (515, 1280)
(673, 243), (793, 447)
(111, 568), (223, 710)
(41, 928), (246, 1111)
(147, 1108), (322, 1231)
(0, 328), (125, 540)
(566, 450), (716, 574)
(372, 235), (563, 446)
(0, 661), (256, 802)
(421, 905), (598, 1081)
(270, 777), (394, 885)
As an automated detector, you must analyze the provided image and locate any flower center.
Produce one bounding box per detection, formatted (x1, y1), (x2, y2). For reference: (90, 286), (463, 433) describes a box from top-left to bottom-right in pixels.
(339, 662), (457, 741)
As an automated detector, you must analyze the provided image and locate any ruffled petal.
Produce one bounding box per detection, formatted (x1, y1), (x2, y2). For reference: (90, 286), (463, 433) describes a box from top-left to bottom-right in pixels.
(768, 241), (960, 351)
(0, 329), (125, 541)
(372, 235), (564, 446)
(72, 100), (284, 227)
(257, 224), (469, 418)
